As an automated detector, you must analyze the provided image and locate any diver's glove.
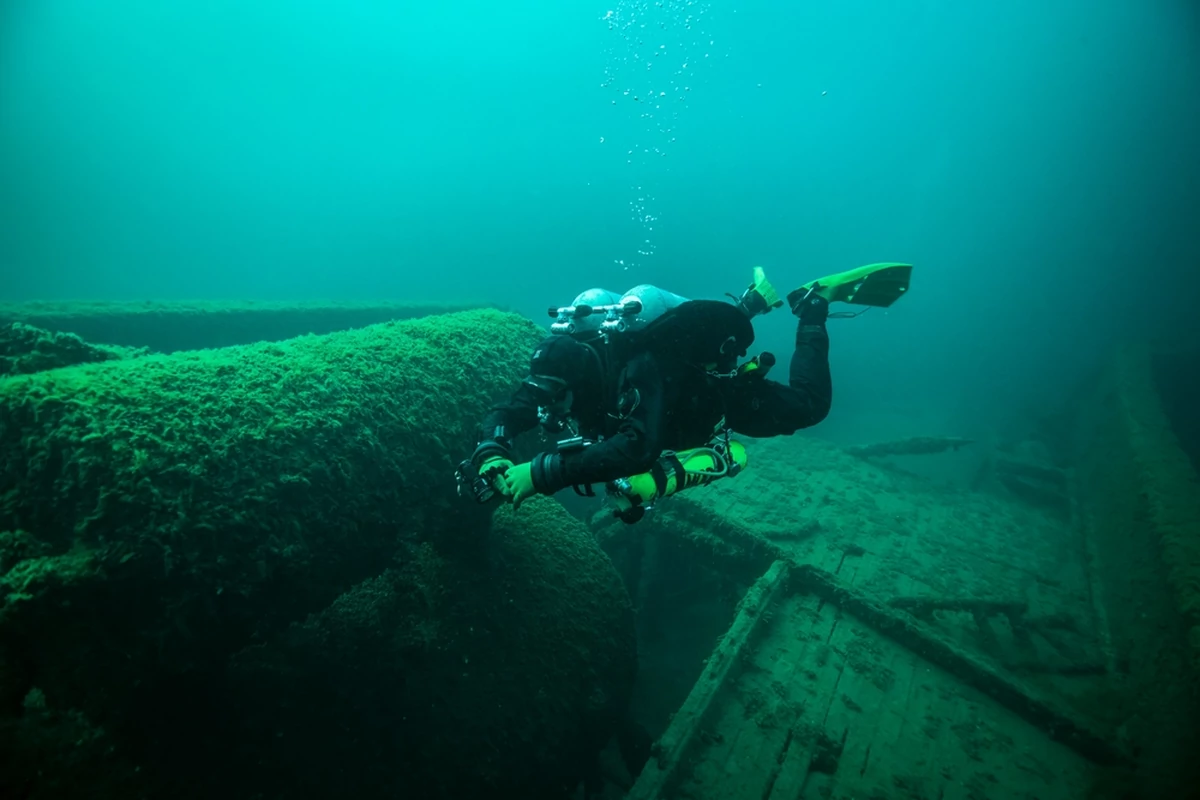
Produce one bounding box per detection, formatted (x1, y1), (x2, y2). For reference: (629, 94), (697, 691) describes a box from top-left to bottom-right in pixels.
(503, 451), (573, 509)
(503, 462), (539, 509)
(479, 456), (514, 497)
(471, 441), (514, 497)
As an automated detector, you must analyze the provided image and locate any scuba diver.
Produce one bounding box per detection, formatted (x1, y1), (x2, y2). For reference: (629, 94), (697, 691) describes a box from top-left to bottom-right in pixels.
(458, 263), (912, 524)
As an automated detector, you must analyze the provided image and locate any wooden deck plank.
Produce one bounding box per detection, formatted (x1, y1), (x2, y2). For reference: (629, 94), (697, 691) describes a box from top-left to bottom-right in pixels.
(660, 594), (1099, 800)
(629, 561), (792, 800)
(620, 434), (1127, 800)
(670, 591), (827, 800)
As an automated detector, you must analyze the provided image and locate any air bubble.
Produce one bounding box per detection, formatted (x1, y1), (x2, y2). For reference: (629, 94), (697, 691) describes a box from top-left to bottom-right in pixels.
(601, 0), (715, 269)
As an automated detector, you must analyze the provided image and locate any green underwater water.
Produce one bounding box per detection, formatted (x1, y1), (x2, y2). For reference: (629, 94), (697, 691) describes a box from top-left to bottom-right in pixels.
(1, 1), (1199, 798)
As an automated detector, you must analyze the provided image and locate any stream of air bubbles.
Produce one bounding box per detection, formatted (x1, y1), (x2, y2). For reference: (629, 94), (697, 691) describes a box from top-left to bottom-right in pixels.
(598, 0), (721, 271)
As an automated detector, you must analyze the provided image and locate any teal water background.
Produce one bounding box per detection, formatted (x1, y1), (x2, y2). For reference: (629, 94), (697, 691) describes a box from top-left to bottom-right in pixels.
(2, 0), (1197, 437)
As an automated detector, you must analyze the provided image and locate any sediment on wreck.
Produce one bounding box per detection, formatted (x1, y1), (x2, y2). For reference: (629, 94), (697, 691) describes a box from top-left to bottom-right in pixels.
(0, 321), (145, 376)
(1073, 342), (1200, 797)
(0, 298), (495, 353)
(0, 308), (637, 798)
(224, 501), (636, 799)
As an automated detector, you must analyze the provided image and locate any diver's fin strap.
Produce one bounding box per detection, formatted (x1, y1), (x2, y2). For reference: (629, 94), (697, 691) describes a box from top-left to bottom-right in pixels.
(650, 453), (686, 499)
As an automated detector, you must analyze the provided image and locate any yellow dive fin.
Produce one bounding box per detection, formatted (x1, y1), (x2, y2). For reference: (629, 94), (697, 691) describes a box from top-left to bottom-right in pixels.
(734, 266), (784, 318)
(789, 262), (913, 308)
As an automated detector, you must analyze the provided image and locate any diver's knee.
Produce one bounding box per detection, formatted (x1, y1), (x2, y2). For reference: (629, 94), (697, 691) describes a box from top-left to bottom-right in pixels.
(784, 392), (830, 430)
(812, 391), (831, 424)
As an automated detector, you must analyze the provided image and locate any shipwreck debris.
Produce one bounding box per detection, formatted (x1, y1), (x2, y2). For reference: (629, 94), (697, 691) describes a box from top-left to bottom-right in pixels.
(846, 436), (975, 459)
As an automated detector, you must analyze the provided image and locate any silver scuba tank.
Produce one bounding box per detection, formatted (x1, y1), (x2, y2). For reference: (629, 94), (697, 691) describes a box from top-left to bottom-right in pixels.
(547, 284), (691, 339)
(616, 284), (690, 333)
(548, 288), (622, 337)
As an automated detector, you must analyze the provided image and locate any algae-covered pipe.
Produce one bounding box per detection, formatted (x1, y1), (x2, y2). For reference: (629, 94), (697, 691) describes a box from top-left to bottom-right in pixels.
(221, 502), (638, 800)
(0, 308), (542, 708)
(1, 322), (144, 377)
(0, 299), (499, 353)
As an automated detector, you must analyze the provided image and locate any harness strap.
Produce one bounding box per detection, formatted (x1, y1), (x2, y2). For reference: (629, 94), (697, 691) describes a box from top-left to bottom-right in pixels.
(650, 453), (686, 498)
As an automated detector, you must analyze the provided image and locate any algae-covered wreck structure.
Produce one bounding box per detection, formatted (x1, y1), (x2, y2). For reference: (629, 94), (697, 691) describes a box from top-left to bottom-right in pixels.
(1, 299), (1198, 799)
(0, 303), (635, 798)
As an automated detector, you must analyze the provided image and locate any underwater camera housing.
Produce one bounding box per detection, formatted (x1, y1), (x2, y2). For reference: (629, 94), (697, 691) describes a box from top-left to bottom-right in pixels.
(455, 460), (495, 504)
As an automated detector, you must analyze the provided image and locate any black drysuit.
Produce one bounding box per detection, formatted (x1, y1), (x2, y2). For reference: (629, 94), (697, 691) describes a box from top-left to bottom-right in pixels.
(475, 297), (832, 495)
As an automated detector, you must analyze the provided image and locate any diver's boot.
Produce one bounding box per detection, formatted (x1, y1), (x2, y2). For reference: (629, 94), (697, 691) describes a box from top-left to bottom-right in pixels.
(788, 284), (825, 317)
(788, 284), (833, 325)
(735, 266), (783, 318)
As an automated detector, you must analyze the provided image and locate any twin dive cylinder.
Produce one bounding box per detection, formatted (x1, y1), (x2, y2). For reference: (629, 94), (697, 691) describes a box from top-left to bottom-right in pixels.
(607, 440), (748, 523)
